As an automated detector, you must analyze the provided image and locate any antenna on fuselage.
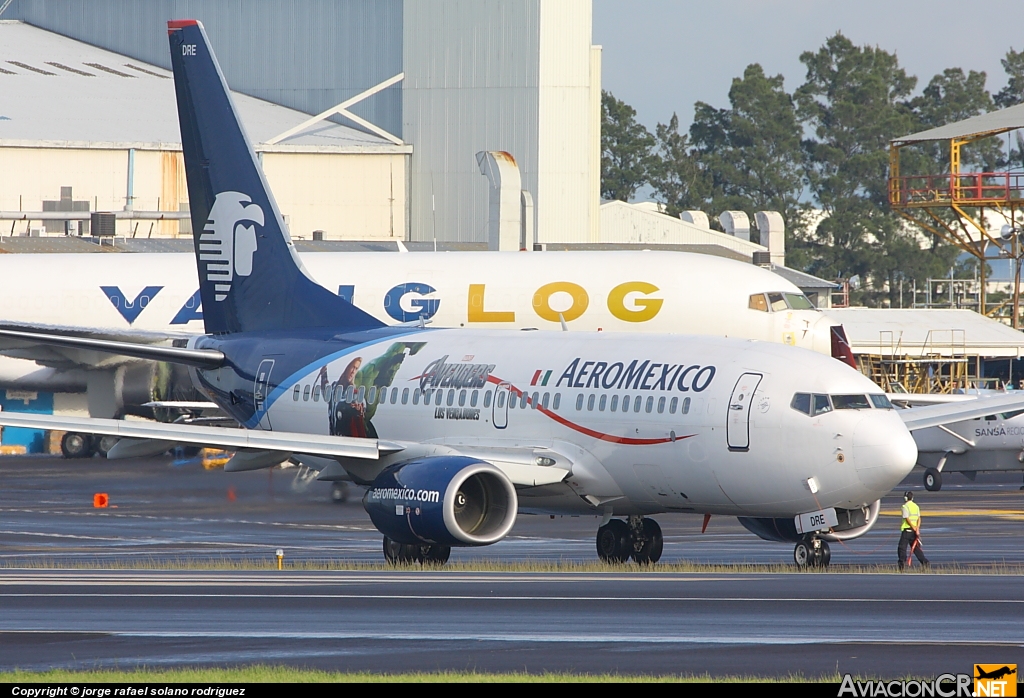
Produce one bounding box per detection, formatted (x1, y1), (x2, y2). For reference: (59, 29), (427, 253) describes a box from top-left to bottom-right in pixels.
(558, 313), (568, 332)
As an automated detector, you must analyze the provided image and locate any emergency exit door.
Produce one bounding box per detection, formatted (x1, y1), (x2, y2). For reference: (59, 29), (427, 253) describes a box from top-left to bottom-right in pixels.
(492, 382), (511, 429)
(727, 372), (763, 452)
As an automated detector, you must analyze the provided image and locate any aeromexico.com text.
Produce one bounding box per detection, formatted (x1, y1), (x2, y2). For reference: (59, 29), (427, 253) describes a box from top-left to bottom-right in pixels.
(367, 488), (442, 504)
(557, 359), (717, 393)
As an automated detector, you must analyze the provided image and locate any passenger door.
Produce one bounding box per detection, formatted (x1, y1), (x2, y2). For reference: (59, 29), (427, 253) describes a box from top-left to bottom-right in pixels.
(492, 382), (511, 429)
(254, 358), (276, 430)
(727, 372), (763, 452)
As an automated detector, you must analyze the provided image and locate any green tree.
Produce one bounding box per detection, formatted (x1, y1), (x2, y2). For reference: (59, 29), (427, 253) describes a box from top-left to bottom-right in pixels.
(794, 33), (955, 306)
(689, 64), (806, 229)
(994, 48), (1024, 108)
(601, 90), (655, 202)
(647, 114), (709, 216)
(909, 68), (999, 171)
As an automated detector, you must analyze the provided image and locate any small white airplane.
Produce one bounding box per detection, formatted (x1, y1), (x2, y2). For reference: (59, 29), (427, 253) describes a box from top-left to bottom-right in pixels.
(0, 20), (1018, 566)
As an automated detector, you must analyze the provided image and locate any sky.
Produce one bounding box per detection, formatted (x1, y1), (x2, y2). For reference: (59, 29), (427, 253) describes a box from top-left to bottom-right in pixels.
(593, 0), (1024, 130)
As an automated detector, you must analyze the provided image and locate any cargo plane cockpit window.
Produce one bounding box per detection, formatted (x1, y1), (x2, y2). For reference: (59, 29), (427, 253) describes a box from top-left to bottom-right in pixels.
(767, 293), (789, 312)
(785, 293), (817, 310)
(749, 294), (769, 312)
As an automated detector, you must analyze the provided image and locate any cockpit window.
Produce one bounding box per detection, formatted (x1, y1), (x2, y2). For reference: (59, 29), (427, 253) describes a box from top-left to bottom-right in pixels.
(791, 393), (811, 415)
(832, 394), (871, 410)
(1002, 409), (1024, 420)
(749, 294), (769, 312)
(870, 394), (894, 410)
(767, 293), (788, 312)
(812, 394), (832, 416)
(785, 293), (816, 310)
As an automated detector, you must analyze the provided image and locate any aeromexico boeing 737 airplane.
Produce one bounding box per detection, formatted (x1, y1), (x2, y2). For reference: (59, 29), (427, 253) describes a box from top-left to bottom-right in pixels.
(0, 21), (1020, 566)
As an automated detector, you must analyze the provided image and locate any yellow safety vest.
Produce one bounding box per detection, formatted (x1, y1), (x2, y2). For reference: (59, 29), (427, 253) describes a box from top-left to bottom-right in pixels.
(901, 500), (921, 531)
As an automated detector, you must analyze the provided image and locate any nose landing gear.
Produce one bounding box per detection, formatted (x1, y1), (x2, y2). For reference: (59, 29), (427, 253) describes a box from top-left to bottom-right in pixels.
(793, 536), (831, 568)
(596, 516), (663, 565)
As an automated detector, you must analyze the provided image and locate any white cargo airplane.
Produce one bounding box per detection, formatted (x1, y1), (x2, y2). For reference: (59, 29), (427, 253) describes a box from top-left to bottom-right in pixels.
(0, 19), (1019, 566)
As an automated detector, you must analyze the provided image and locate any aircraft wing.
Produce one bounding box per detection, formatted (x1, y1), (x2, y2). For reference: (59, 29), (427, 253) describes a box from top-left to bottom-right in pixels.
(887, 393), (974, 406)
(0, 410), (393, 460)
(899, 392), (1024, 431)
(0, 321), (198, 370)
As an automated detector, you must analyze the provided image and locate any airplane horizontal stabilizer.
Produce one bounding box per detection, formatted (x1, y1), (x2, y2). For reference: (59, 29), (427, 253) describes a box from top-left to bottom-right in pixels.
(0, 328), (224, 369)
(0, 411), (395, 461)
(899, 392), (1024, 431)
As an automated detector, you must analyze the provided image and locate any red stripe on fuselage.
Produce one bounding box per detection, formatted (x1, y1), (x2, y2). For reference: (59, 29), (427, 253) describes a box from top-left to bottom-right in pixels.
(486, 375), (692, 446)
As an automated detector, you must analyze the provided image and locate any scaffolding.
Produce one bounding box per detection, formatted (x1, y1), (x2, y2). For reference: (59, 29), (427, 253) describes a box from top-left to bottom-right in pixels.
(857, 329), (972, 394)
(889, 106), (1024, 328)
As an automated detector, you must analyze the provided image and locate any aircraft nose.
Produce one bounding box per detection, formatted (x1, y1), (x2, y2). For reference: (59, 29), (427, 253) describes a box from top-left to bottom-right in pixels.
(852, 412), (917, 496)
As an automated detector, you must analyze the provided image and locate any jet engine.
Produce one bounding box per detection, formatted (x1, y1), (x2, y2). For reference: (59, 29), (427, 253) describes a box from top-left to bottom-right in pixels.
(738, 501), (881, 543)
(115, 361), (209, 420)
(363, 456), (518, 547)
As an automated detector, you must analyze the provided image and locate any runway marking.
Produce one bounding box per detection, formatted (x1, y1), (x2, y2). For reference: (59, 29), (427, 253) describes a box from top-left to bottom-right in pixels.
(0, 629), (1020, 647)
(0, 507), (377, 532)
(881, 509), (1024, 519)
(0, 593), (1021, 603)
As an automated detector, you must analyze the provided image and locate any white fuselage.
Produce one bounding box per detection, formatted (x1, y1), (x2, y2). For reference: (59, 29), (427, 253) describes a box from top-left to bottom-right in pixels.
(224, 329), (916, 518)
(0, 251), (840, 390)
(914, 410), (1024, 473)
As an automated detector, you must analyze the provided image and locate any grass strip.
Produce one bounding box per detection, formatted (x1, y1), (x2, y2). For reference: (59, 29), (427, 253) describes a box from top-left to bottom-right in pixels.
(0, 667), (844, 683)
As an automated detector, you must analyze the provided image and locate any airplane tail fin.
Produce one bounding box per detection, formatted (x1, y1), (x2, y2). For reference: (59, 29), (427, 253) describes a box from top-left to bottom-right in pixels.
(167, 20), (384, 335)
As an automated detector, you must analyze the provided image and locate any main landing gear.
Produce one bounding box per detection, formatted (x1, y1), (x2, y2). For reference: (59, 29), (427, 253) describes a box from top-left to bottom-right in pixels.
(382, 537), (451, 566)
(596, 515), (663, 565)
(793, 536), (831, 569)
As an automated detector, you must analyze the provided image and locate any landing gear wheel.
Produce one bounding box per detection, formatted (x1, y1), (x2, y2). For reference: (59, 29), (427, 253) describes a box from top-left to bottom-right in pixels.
(818, 540), (831, 568)
(331, 482), (350, 503)
(60, 432), (94, 459)
(924, 468), (942, 492)
(420, 544), (451, 566)
(382, 537), (421, 565)
(793, 541), (811, 568)
(95, 436), (119, 459)
(596, 519), (631, 563)
(631, 518), (664, 565)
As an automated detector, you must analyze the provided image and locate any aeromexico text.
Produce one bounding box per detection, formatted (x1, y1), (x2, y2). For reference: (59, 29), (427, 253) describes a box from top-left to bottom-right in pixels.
(417, 355), (717, 393)
(557, 359), (717, 393)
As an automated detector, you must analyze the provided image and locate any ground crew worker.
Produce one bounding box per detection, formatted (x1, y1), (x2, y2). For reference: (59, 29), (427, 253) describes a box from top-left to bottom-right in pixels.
(898, 491), (929, 569)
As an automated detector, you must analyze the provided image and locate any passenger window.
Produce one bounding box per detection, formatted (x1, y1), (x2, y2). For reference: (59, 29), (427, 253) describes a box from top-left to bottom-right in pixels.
(599, 395), (607, 412)
(542, 392), (550, 409)
(459, 390), (467, 407)
(832, 394), (870, 410)
(870, 395), (894, 410)
(634, 396), (642, 413)
(484, 391), (493, 408)
(657, 397), (666, 414)
(509, 393), (518, 409)
(791, 393), (811, 415)
(303, 385), (311, 402)
(576, 394), (585, 411)
(355, 386), (366, 404)
(312, 384), (321, 402)
(609, 395), (619, 412)
(622, 396), (630, 412)
(553, 393), (561, 410)
(344, 385), (355, 402)
(748, 294), (769, 312)
(293, 385), (301, 401)
(496, 391), (505, 409)
(470, 391), (479, 407)
(669, 397), (678, 414)
(528, 392), (537, 409)
(323, 385), (333, 402)
(812, 394), (832, 416)
(768, 293), (788, 312)
(986, 415), (998, 421)
(587, 394), (596, 411)
(367, 387), (377, 404)
(436, 390), (444, 406)
(682, 397), (691, 414)
(413, 389), (421, 405)
(401, 388), (409, 405)
(645, 396), (654, 413)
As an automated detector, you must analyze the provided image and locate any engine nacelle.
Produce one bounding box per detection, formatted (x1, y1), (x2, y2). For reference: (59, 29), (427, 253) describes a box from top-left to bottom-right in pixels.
(738, 501), (881, 543)
(363, 456), (518, 547)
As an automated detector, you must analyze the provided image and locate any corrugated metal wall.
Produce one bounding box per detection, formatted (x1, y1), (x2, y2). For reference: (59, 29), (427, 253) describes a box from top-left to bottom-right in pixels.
(403, 0), (542, 244)
(6, 0), (404, 135)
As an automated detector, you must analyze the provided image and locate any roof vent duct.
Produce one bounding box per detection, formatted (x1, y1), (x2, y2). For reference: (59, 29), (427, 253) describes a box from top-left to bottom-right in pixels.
(719, 211), (750, 242)
(755, 210), (785, 267)
(477, 151), (524, 252)
(680, 211), (710, 229)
